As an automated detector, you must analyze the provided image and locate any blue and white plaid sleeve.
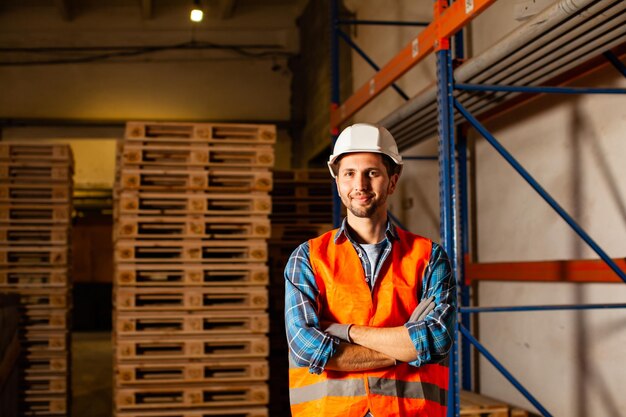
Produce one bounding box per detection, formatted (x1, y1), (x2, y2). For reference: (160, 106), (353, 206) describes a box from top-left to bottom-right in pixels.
(404, 242), (456, 367)
(284, 242), (339, 374)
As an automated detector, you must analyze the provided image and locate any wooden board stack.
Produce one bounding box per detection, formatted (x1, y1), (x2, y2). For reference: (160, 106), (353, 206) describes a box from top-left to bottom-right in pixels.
(113, 122), (275, 417)
(0, 142), (74, 416)
(267, 168), (334, 415)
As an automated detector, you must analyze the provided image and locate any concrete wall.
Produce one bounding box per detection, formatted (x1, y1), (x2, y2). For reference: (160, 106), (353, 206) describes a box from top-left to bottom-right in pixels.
(343, 1), (626, 416)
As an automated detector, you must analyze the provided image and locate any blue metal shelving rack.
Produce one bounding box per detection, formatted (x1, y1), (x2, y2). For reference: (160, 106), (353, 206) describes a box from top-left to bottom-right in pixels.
(329, 0), (626, 416)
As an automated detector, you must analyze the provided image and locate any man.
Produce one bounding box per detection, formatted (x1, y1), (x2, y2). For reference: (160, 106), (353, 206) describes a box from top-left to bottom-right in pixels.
(284, 123), (456, 417)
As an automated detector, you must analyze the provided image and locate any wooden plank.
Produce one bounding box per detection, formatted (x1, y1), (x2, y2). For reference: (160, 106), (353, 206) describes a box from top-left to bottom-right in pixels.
(115, 216), (270, 240)
(125, 122), (276, 145)
(115, 310), (268, 336)
(0, 143), (72, 163)
(115, 383), (268, 410)
(22, 331), (68, 354)
(0, 204), (71, 224)
(116, 359), (268, 385)
(115, 334), (268, 360)
(115, 287), (268, 312)
(460, 391), (510, 417)
(8, 289), (69, 309)
(117, 191), (271, 217)
(115, 407), (268, 417)
(22, 374), (67, 395)
(466, 258), (626, 284)
(0, 184), (71, 203)
(21, 309), (68, 331)
(121, 144), (274, 168)
(119, 169), (272, 192)
(21, 395), (67, 416)
(22, 353), (68, 375)
(114, 240), (267, 264)
(0, 163), (72, 183)
(0, 247), (68, 267)
(114, 264), (268, 287)
(0, 268), (68, 288)
(0, 226), (68, 245)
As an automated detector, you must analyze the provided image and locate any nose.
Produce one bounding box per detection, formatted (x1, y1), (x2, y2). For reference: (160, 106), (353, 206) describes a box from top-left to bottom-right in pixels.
(354, 172), (370, 191)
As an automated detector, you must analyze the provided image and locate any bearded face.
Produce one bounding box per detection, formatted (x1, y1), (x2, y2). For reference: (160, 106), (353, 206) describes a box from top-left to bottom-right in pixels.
(335, 153), (398, 220)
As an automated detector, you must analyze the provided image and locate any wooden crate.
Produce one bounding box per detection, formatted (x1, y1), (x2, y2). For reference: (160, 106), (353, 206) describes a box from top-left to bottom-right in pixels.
(0, 184), (71, 203)
(114, 407), (269, 417)
(115, 311), (269, 336)
(115, 216), (270, 240)
(115, 334), (269, 360)
(115, 383), (268, 410)
(125, 122), (276, 145)
(0, 163), (72, 183)
(0, 143), (72, 163)
(116, 359), (268, 385)
(117, 192), (271, 217)
(114, 240), (267, 263)
(22, 374), (67, 395)
(120, 144), (274, 168)
(114, 264), (268, 287)
(0, 226), (68, 245)
(0, 268), (68, 288)
(119, 169), (272, 193)
(0, 204), (71, 224)
(21, 395), (67, 416)
(115, 287), (268, 312)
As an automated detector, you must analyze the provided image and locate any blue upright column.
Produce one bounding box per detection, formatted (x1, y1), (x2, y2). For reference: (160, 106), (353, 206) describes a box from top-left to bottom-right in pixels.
(436, 44), (459, 416)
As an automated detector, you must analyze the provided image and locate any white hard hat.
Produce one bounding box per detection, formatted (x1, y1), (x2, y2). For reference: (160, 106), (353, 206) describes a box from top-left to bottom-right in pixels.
(328, 123), (403, 178)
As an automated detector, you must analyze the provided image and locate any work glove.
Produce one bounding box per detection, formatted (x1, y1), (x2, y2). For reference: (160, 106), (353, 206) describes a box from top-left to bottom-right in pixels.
(322, 322), (353, 343)
(408, 295), (436, 323)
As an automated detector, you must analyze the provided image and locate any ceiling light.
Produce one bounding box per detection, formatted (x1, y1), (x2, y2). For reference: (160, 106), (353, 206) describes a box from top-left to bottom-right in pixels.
(190, 0), (203, 22)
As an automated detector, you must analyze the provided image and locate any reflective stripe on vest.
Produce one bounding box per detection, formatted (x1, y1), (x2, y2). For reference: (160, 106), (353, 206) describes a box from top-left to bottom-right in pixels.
(289, 228), (448, 417)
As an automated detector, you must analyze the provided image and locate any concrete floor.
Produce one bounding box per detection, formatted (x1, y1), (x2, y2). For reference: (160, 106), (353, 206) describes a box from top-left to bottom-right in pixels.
(71, 332), (112, 417)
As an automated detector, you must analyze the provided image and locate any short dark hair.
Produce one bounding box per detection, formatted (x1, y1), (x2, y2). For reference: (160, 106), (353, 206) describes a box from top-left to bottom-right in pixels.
(334, 153), (401, 177)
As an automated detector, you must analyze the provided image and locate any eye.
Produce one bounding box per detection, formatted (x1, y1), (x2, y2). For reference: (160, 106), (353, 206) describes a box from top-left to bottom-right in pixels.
(368, 170), (379, 177)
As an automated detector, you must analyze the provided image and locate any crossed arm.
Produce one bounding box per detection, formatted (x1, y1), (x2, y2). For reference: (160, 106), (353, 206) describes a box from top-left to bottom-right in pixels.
(284, 242), (454, 374)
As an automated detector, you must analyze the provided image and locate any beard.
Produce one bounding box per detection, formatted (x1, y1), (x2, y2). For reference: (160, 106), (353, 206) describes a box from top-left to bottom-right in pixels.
(343, 192), (385, 218)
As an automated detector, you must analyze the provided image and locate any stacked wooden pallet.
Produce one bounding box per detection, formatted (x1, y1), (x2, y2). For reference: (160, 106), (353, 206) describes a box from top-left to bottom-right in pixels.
(113, 122), (274, 417)
(460, 391), (539, 417)
(0, 142), (73, 416)
(268, 168), (334, 415)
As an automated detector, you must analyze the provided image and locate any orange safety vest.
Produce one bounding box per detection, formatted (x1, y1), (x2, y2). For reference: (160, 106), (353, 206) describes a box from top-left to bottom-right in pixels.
(289, 228), (448, 417)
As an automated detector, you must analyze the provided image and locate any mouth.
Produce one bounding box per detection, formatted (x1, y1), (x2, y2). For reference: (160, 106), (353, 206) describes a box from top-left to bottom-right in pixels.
(351, 193), (374, 204)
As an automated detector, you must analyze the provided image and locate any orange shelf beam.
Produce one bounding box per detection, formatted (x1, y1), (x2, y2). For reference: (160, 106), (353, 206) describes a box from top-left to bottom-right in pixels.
(466, 258), (626, 284)
(330, 0), (496, 130)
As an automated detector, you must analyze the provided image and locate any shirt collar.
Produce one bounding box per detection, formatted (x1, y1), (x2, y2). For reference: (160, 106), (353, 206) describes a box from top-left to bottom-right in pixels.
(334, 217), (399, 244)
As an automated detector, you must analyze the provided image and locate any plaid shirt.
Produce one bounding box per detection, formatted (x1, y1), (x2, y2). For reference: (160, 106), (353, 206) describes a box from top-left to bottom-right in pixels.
(284, 218), (456, 375)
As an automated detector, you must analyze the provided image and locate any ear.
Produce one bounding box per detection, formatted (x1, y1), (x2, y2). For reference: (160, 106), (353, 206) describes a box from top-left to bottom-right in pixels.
(387, 173), (399, 195)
